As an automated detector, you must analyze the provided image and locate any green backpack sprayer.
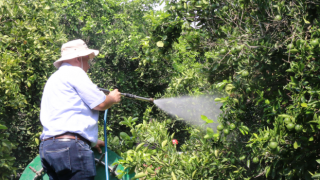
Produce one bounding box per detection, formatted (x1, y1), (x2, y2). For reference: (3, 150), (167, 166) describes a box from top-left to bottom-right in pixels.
(20, 88), (154, 180)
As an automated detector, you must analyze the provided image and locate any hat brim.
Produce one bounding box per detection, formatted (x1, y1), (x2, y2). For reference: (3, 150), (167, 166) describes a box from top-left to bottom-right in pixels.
(53, 49), (99, 68)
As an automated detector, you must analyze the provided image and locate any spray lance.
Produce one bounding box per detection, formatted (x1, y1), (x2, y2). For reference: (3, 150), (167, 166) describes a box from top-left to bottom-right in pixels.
(98, 88), (154, 103)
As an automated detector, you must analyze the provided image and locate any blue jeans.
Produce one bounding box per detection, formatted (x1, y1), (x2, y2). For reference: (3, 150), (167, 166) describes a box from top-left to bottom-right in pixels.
(39, 137), (96, 180)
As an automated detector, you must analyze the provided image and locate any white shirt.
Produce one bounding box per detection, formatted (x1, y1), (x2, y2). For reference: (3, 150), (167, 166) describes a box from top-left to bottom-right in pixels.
(40, 63), (106, 146)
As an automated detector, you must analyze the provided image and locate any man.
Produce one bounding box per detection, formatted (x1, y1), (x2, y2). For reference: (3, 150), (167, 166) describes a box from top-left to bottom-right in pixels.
(39, 39), (121, 180)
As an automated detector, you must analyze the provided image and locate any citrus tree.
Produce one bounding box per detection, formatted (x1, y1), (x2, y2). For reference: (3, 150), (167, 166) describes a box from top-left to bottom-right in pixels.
(138, 0), (320, 179)
(0, 0), (67, 176)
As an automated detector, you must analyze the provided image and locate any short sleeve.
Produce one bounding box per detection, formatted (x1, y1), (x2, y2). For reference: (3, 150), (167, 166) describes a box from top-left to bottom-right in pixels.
(70, 68), (106, 109)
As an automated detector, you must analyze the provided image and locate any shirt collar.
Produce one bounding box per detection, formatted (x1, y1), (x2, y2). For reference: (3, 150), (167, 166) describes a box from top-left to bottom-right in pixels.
(59, 62), (85, 72)
(60, 62), (72, 68)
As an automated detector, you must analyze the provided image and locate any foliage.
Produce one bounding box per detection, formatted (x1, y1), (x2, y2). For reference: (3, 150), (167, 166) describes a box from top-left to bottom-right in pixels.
(0, 0), (67, 176)
(3, 0), (320, 179)
(142, 0), (320, 179)
(111, 114), (253, 179)
(0, 124), (16, 179)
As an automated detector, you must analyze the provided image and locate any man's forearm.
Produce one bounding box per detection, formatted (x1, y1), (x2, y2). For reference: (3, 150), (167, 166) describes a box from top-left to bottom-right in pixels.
(93, 95), (115, 111)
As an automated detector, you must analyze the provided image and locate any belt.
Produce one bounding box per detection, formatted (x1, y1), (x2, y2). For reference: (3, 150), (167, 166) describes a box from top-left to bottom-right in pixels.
(42, 133), (91, 145)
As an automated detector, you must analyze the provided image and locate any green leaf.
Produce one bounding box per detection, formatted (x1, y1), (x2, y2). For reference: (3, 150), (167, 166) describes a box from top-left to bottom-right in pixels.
(131, 117), (138, 122)
(265, 99), (270, 104)
(303, 17), (310, 24)
(301, 103), (307, 107)
(214, 98), (222, 102)
(204, 134), (212, 139)
(312, 173), (320, 178)
(225, 84), (235, 94)
(0, 124), (7, 130)
(202, 0), (209, 4)
(215, 96), (228, 103)
(119, 121), (129, 126)
(265, 166), (271, 178)
(206, 127), (214, 135)
(132, 172), (147, 179)
(135, 143), (145, 151)
(216, 81), (227, 90)
(192, 170), (197, 178)
(161, 140), (167, 148)
(120, 132), (130, 140)
(171, 171), (177, 180)
(171, 133), (175, 139)
(33, 137), (39, 145)
(294, 141), (299, 149)
(2, 141), (8, 147)
(113, 136), (120, 144)
(278, 114), (291, 118)
(147, 137), (155, 143)
(201, 115), (214, 123)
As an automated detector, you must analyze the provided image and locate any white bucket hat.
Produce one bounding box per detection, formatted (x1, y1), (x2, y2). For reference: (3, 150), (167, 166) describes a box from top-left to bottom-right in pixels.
(53, 39), (99, 68)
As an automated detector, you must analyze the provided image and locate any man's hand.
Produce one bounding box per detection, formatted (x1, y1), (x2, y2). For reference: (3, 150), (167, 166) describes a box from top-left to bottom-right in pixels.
(108, 89), (121, 104)
(94, 139), (105, 154)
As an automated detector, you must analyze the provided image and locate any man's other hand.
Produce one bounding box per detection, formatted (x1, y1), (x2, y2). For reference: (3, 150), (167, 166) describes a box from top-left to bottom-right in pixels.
(94, 139), (105, 154)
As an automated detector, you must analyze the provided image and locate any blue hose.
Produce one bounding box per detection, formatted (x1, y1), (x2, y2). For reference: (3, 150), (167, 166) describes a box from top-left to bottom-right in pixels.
(104, 109), (109, 180)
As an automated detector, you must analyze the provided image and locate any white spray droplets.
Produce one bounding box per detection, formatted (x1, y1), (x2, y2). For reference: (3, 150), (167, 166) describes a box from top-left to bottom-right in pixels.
(154, 95), (222, 130)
